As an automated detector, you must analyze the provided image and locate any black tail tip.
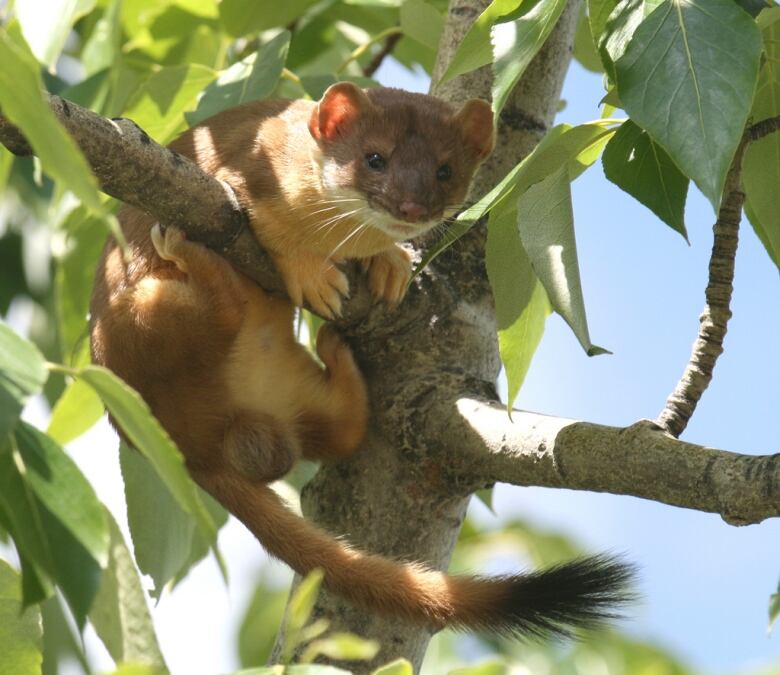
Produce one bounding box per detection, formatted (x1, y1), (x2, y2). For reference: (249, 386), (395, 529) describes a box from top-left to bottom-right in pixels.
(496, 553), (638, 641)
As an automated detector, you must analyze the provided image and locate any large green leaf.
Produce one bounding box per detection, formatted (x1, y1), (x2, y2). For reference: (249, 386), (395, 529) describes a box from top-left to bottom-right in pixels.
(486, 198), (551, 411)
(372, 660), (414, 675)
(122, 64), (217, 144)
(89, 510), (167, 667)
(0, 28), (103, 211)
(418, 121), (617, 273)
(186, 31), (291, 126)
(743, 7), (780, 269)
(400, 0), (444, 51)
(602, 119), (689, 238)
(219, 0), (317, 37)
(0, 560), (43, 675)
(614, 0), (762, 208)
(0, 426), (107, 626)
(0, 321), (48, 438)
(516, 167), (608, 357)
(491, 0), (569, 116)
(599, 0), (663, 78)
(47, 378), (106, 446)
(119, 442), (202, 599)
(77, 366), (219, 554)
(16, 0), (96, 68)
(436, 0), (523, 86)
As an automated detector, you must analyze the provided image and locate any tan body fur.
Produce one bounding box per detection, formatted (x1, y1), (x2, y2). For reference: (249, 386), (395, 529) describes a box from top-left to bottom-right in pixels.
(91, 84), (632, 638)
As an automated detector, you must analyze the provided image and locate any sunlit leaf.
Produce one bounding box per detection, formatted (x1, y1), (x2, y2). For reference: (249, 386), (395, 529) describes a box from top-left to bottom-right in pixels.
(0, 28), (103, 211)
(122, 64), (217, 144)
(16, 0), (96, 68)
(0, 560), (43, 675)
(82, 0), (123, 77)
(436, 0), (522, 86)
(491, 0), (569, 116)
(614, 0), (762, 208)
(47, 378), (105, 446)
(301, 632), (380, 663)
(281, 569), (325, 663)
(372, 659), (414, 675)
(187, 31), (291, 126)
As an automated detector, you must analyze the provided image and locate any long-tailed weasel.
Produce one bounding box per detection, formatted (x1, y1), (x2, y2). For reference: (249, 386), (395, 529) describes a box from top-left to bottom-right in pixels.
(90, 83), (632, 639)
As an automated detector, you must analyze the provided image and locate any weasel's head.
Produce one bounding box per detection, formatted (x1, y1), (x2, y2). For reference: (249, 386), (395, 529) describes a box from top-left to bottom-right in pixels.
(308, 83), (495, 242)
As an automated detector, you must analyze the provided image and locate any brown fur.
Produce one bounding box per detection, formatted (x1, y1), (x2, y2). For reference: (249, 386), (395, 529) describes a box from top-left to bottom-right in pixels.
(90, 85), (632, 638)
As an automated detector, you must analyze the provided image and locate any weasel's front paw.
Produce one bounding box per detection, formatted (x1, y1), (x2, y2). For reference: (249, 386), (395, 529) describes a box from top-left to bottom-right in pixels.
(362, 245), (413, 307)
(276, 254), (350, 319)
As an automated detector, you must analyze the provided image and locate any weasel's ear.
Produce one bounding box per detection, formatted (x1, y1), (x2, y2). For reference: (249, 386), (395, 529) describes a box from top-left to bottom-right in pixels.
(309, 82), (370, 142)
(454, 99), (495, 161)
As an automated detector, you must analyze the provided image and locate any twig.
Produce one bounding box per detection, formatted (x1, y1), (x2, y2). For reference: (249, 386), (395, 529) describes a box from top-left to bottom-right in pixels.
(336, 27), (402, 75)
(363, 32), (402, 78)
(656, 115), (780, 437)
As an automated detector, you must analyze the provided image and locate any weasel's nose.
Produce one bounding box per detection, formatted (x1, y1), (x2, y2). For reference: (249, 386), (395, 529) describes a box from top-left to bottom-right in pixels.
(399, 201), (429, 222)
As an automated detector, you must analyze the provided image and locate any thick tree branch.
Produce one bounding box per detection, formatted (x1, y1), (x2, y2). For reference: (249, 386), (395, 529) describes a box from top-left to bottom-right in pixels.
(425, 397), (780, 527)
(656, 115), (780, 437)
(0, 94), (383, 324)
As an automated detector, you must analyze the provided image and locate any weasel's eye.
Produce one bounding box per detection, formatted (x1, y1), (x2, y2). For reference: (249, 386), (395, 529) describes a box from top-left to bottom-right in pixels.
(366, 153), (386, 170)
(437, 164), (452, 181)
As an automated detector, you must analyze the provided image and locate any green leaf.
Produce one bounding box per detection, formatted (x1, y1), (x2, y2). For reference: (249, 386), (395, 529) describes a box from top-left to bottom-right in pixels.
(39, 595), (90, 675)
(614, 0), (762, 208)
(282, 570), (325, 663)
(448, 661), (509, 675)
(238, 578), (289, 668)
(0, 28), (103, 211)
(47, 378), (105, 445)
(400, 0), (444, 51)
(0, 560), (43, 675)
(119, 441), (201, 599)
(0, 321), (48, 437)
(234, 666), (352, 675)
(0, 425), (108, 626)
(419, 121), (617, 273)
(89, 510), (167, 668)
(186, 31), (291, 126)
(16, 0), (97, 68)
(301, 632), (380, 664)
(219, 0), (317, 37)
(599, 0), (660, 78)
(372, 659), (414, 675)
(122, 63), (217, 144)
(743, 9), (780, 269)
(82, 0), (123, 77)
(573, 5), (603, 73)
(602, 120), (688, 238)
(486, 199), (551, 410)
(491, 0), (569, 116)
(55, 207), (109, 366)
(770, 577), (780, 635)
(78, 366), (218, 549)
(517, 167), (608, 357)
(436, 0), (523, 86)
(736, 0), (772, 18)
(587, 0), (619, 46)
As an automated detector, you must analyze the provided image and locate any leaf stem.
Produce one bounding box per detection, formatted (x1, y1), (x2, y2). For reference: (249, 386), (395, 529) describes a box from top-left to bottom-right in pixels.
(336, 27), (402, 75)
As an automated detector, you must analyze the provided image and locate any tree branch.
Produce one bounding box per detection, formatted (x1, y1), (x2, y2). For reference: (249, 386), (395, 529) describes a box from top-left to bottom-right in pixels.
(0, 93), (379, 324)
(424, 397), (780, 527)
(656, 115), (780, 437)
(363, 32), (402, 78)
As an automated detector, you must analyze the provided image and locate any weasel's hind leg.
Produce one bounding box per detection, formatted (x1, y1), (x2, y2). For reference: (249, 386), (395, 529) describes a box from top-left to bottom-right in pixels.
(299, 325), (369, 462)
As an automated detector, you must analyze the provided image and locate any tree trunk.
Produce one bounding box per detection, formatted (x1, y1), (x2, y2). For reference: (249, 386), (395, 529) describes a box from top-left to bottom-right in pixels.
(271, 1), (581, 671)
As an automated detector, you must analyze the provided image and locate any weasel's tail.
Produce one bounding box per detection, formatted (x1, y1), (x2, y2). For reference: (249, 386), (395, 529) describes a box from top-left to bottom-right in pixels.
(199, 472), (635, 638)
